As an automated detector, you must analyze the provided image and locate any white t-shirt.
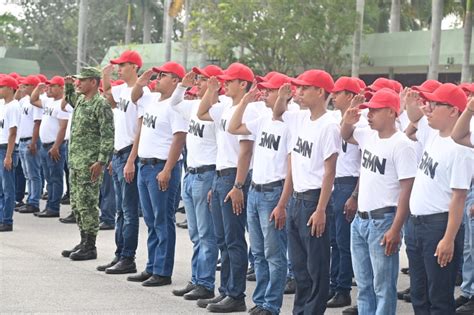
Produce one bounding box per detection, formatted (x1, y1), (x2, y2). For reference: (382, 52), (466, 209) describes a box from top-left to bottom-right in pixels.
(63, 104), (74, 141)
(39, 98), (70, 144)
(18, 95), (42, 139)
(353, 127), (417, 212)
(137, 94), (188, 160)
(284, 111), (341, 192)
(112, 83), (150, 151)
(410, 117), (473, 215)
(209, 102), (259, 170)
(246, 116), (292, 184)
(0, 100), (21, 144)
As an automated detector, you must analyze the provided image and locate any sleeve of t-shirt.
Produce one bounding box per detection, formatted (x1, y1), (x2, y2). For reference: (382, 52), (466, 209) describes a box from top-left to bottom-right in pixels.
(449, 148), (473, 190)
(352, 126), (371, 149)
(169, 107), (189, 135)
(57, 104), (70, 120)
(172, 100), (194, 121)
(65, 104), (74, 113)
(137, 94), (154, 118)
(282, 110), (304, 128)
(111, 85), (122, 103)
(208, 102), (226, 123)
(6, 104), (21, 129)
(415, 116), (433, 147)
(245, 116), (264, 136)
(239, 104), (261, 141)
(393, 139), (418, 180)
(322, 122), (342, 160)
(33, 106), (43, 121)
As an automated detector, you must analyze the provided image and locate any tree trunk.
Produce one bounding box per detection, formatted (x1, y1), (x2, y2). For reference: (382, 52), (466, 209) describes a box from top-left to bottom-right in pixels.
(428, 0), (443, 80)
(164, 0), (173, 61)
(125, 1), (132, 45)
(76, 0), (88, 73)
(462, 0), (473, 83)
(182, 0), (190, 68)
(351, 0), (365, 77)
(142, 0), (151, 44)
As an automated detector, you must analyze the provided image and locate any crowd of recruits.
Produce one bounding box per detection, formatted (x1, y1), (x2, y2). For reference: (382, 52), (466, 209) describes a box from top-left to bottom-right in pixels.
(0, 49), (473, 315)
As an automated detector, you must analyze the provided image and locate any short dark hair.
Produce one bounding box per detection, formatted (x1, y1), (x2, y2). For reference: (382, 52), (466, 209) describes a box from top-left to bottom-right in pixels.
(238, 80), (252, 92)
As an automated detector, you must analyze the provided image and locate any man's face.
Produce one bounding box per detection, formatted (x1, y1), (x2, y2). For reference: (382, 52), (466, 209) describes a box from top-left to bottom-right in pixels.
(331, 90), (353, 110)
(426, 102), (456, 130)
(46, 84), (63, 98)
(155, 72), (178, 94)
(0, 86), (10, 99)
(367, 107), (393, 131)
(298, 85), (323, 108)
(117, 63), (137, 80)
(224, 79), (243, 98)
(76, 78), (96, 95)
(261, 88), (278, 108)
(195, 75), (209, 98)
(20, 84), (35, 96)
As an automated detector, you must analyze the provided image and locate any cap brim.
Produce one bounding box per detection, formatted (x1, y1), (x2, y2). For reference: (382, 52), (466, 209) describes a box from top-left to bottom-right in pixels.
(255, 76), (266, 83)
(418, 91), (442, 103)
(290, 78), (310, 86)
(216, 74), (236, 81)
(359, 102), (388, 110)
(110, 57), (126, 65)
(192, 67), (208, 77)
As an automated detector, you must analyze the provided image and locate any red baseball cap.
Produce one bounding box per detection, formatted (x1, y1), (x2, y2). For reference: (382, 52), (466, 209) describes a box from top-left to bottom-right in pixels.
(217, 63), (254, 82)
(359, 88), (400, 115)
(460, 82), (474, 95)
(20, 75), (40, 87)
(255, 71), (279, 83)
(290, 69), (334, 93)
(8, 72), (20, 80)
(366, 77), (396, 92)
(152, 61), (186, 79)
(36, 74), (48, 83)
(332, 76), (362, 94)
(355, 78), (366, 89)
(418, 83), (467, 112)
(391, 80), (403, 93)
(186, 86), (199, 96)
(411, 80), (442, 93)
(112, 79), (125, 86)
(0, 75), (19, 90)
(110, 50), (143, 68)
(192, 65), (224, 78)
(46, 76), (65, 87)
(147, 80), (157, 91)
(257, 73), (290, 90)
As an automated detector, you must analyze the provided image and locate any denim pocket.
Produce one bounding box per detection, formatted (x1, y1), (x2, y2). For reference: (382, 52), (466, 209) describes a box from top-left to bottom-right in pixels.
(371, 214), (394, 230)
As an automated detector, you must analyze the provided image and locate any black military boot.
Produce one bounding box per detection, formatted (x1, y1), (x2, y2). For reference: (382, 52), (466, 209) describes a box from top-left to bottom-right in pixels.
(70, 234), (97, 261)
(61, 231), (85, 257)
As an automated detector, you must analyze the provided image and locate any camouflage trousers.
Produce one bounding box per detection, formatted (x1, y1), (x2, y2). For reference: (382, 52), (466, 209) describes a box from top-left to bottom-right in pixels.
(70, 168), (103, 236)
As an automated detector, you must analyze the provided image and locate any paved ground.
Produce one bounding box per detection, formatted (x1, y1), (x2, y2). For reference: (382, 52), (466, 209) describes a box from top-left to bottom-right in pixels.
(1, 200), (447, 314)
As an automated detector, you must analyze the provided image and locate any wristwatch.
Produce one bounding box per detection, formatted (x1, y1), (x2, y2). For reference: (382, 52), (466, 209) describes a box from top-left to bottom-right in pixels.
(234, 182), (244, 190)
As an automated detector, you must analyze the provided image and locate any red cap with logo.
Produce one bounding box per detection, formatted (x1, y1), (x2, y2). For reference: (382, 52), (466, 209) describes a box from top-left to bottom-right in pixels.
(192, 65), (224, 78)
(36, 74), (48, 83)
(290, 69), (334, 93)
(412, 80), (442, 93)
(418, 83), (467, 112)
(110, 50), (143, 68)
(332, 76), (362, 94)
(20, 75), (41, 86)
(152, 61), (186, 79)
(255, 71), (279, 83)
(46, 76), (65, 87)
(217, 63), (254, 82)
(359, 88), (400, 115)
(257, 73), (290, 90)
(0, 75), (19, 90)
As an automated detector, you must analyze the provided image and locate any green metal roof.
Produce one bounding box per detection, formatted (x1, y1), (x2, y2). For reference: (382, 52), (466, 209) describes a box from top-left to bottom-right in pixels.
(0, 57), (40, 75)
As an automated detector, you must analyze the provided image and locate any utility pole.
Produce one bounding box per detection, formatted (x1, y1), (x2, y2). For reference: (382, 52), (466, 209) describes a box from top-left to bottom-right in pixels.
(76, 0), (88, 72)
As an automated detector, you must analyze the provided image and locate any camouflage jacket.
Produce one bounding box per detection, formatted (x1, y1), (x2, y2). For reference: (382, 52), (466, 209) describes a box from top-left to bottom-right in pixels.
(65, 83), (114, 170)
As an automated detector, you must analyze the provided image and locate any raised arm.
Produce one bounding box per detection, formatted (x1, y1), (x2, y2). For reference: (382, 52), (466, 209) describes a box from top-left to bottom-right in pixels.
(30, 83), (47, 108)
(197, 76), (220, 121)
(340, 94), (364, 144)
(170, 72), (196, 107)
(405, 90), (424, 124)
(101, 64), (115, 107)
(273, 83), (292, 119)
(451, 98), (474, 148)
(64, 76), (79, 108)
(228, 87), (258, 135)
(131, 69), (153, 104)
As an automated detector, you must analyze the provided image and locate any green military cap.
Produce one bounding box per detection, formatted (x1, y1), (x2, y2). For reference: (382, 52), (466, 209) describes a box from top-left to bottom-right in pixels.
(73, 67), (101, 79)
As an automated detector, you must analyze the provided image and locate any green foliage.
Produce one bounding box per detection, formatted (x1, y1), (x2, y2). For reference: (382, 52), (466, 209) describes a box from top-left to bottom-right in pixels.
(0, 13), (30, 47)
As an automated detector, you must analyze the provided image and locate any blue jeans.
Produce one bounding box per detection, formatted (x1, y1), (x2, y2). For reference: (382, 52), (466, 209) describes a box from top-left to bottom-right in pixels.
(351, 213), (399, 315)
(406, 214), (464, 315)
(40, 143), (65, 213)
(461, 184), (474, 298)
(111, 151), (139, 258)
(287, 192), (331, 315)
(15, 158), (25, 203)
(99, 169), (116, 225)
(138, 160), (181, 276)
(330, 181), (356, 293)
(19, 140), (42, 207)
(182, 170), (218, 290)
(0, 148), (18, 225)
(247, 186), (287, 314)
(211, 169), (250, 300)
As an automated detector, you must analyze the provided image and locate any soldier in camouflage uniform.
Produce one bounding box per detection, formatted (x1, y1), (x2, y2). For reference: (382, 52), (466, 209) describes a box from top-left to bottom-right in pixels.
(61, 67), (114, 261)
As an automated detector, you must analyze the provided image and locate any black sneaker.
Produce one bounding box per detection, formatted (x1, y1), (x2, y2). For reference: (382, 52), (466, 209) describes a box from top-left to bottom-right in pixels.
(457, 297), (474, 314)
(99, 222), (115, 230)
(183, 285), (214, 300)
(455, 295), (471, 308)
(397, 287), (410, 300)
(14, 201), (25, 211)
(284, 278), (296, 294)
(172, 282), (195, 296)
(207, 296), (246, 313)
(41, 192), (48, 200)
(327, 292), (351, 308)
(248, 305), (263, 315)
(197, 294), (225, 308)
(60, 194), (70, 205)
(246, 272), (256, 281)
(105, 257), (137, 274)
(342, 305), (358, 315)
(0, 223), (13, 232)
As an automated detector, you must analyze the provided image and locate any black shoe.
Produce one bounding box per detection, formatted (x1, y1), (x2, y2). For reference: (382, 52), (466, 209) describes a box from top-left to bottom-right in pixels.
(41, 192), (48, 200)
(456, 273), (463, 286)
(351, 279), (357, 286)
(36, 209), (59, 218)
(342, 305), (358, 315)
(248, 305), (263, 315)
(457, 298), (474, 314)
(247, 267), (254, 275)
(197, 294), (226, 308)
(97, 256), (120, 271)
(172, 282), (195, 296)
(60, 194), (70, 205)
(284, 278), (296, 294)
(99, 222), (115, 230)
(127, 271), (152, 282)
(59, 212), (76, 223)
(246, 272), (256, 281)
(62, 232), (85, 257)
(176, 205), (185, 214)
(176, 219), (188, 229)
(327, 292), (351, 308)
(142, 275), (172, 287)
(105, 257), (136, 274)
(69, 234), (97, 261)
(14, 201), (25, 211)
(397, 287), (410, 300)
(400, 267), (409, 275)
(0, 223), (13, 232)
(255, 309), (272, 315)
(327, 289), (335, 301)
(184, 285), (214, 300)
(18, 204), (40, 214)
(403, 293), (411, 303)
(455, 295), (471, 308)
(207, 296), (246, 313)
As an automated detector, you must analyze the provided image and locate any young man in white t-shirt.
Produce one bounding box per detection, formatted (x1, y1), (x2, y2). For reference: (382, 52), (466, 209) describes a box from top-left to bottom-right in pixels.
(196, 63), (258, 313)
(0, 75), (21, 232)
(167, 66), (224, 300)
(228, 73), (294, 315)
(341, 88), (417, 315)
(30, 78), (69, 218)
(98, 50), (144, 274)
(126, 62), (188, 287)
(16, 75), (43, 214)
(272, 69), (340, 315)
(406, 84), (473, 314)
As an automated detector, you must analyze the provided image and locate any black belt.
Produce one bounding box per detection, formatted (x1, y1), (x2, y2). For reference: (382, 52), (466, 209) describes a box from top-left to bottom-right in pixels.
(0, 144), (18, 150)
(292, 189), (321, 202)
(140, 158), (167, 165)
(187, 165), (216, 174)
(334, 176), (358, 185)
(20, 137), (32, 142)
(42, 142), (54, 148)
(357, 206), (396, 220)
(114, 144), (133, 156)
(251, 180), (284, 192)
(410, 212), (449, 225)
(216, 167), (237, 177)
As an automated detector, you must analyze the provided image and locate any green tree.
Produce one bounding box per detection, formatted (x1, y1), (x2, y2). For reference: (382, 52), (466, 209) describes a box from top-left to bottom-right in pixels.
(0, 13), (30, 47)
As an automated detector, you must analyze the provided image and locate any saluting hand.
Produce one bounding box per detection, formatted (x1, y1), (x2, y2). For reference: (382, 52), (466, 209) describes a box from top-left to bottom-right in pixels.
(242, 86), (259, 105)
(342, 107), (361, 125)
(137, 69), (154, 87)
(102, 64), (115, 77)
(207, 77), (220, 93)
(181, 72), (196, 88)
(278, 83), (292, 101)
